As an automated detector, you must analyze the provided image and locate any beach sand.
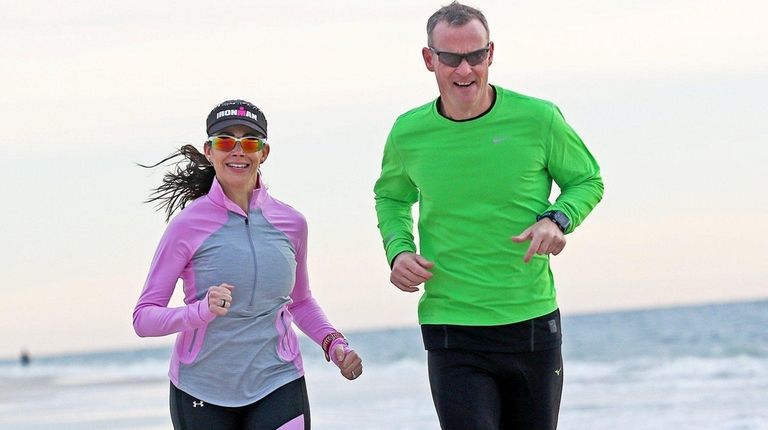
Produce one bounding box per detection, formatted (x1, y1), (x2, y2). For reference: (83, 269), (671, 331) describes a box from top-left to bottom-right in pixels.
(0, 359), (438, 430)
(0, 373), (170, 429)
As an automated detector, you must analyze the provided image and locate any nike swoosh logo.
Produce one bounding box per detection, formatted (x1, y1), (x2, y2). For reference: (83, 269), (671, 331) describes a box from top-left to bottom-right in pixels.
(554, 367), (562, 376)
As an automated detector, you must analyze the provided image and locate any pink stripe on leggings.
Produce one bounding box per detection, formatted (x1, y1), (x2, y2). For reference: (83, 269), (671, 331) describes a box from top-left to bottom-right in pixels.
(277, 414), (305, 430)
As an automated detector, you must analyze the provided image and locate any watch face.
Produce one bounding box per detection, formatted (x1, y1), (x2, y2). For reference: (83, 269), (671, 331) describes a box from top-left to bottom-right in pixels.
(539, 211), (569, 231)
(553, 212), (570, 230)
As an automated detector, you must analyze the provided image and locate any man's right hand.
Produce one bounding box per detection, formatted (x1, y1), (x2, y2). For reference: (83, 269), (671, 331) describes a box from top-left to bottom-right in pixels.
(390, 252), (434, 292)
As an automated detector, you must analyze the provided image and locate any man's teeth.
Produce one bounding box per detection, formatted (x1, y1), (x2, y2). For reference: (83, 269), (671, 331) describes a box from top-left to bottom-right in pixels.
(456, 82), (473, 87)
(227, 163), (249, 168)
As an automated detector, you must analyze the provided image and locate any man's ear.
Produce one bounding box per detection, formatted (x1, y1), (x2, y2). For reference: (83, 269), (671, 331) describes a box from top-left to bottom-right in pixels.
(422, 47), (436, 72)
(488, 41), (494, 67)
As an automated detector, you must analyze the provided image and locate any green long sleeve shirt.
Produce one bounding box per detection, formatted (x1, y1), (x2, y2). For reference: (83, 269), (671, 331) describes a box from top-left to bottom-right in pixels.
(374, 85), (604, 325)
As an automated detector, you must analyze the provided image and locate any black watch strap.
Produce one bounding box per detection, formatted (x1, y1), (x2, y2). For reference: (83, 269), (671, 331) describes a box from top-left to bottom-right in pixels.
(536, 211), (570, 232)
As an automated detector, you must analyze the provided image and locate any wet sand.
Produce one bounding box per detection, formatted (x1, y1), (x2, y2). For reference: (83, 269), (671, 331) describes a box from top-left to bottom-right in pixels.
(0, 374), (170, 430)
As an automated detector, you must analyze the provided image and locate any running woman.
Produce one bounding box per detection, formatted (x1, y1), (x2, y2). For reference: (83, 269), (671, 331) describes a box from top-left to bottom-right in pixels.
(134, 99), (362, 430)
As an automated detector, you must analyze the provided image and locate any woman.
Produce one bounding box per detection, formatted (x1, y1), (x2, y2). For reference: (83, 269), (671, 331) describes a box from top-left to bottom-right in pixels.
(134, 99), (362, 430)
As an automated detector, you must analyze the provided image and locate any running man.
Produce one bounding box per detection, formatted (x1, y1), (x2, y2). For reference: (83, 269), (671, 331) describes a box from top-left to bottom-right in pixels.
(374, 3), (604, 429)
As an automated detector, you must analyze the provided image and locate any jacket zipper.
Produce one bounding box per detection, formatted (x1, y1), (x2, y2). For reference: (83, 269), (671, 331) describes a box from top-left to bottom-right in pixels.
(188, 328), (199, 353)
(244, 216), (259, 308)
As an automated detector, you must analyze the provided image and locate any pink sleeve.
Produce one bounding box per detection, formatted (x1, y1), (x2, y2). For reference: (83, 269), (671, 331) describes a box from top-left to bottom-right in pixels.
(285, 212), (339, 347)
(133, 220), (216, 337)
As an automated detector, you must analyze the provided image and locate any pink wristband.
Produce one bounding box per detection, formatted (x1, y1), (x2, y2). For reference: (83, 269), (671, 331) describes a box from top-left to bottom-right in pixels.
(328, 338), (350, 366)
(322, 331), (346, 361)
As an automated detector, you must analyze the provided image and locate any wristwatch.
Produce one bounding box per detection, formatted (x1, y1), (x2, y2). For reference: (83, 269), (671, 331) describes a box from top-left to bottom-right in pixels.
(536, 211), (570, 232)
(322, 331), (346, 362)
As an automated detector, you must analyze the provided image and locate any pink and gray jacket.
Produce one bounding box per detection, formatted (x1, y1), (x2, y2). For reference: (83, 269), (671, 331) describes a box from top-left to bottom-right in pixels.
(133, 178), (342, 407)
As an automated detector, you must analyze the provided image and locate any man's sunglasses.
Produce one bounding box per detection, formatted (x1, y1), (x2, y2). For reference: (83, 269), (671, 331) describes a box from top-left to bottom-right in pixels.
(207, 135), (266, 153)
(428, 45), (490, 67)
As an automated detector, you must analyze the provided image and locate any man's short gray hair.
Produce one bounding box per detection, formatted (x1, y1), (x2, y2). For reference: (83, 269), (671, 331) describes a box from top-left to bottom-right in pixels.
(426, 1), (490, 47)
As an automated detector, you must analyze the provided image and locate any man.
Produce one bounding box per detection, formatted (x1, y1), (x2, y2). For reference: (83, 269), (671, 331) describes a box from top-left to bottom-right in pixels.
(373, 2), (604, 429)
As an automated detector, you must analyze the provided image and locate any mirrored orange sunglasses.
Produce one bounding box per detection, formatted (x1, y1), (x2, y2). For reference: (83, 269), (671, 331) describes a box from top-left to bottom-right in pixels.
(208, 135), (266, 153)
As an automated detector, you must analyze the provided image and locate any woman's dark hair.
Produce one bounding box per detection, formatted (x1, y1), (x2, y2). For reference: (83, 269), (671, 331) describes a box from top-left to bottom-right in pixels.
(139, 143), (215, 222)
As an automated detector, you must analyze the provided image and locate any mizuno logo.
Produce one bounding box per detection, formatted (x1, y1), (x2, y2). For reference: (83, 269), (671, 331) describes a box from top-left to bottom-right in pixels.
(554, 367), (562, 376)
(192, 400), (204, 408)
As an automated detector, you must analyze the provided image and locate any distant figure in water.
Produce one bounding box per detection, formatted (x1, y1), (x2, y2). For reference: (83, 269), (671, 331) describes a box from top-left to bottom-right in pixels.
(20, 349), (30, 366)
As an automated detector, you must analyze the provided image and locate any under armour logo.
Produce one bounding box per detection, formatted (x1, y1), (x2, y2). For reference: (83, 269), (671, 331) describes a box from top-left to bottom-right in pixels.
(554, 367), (562, 376)
(192, 400), (205, 408)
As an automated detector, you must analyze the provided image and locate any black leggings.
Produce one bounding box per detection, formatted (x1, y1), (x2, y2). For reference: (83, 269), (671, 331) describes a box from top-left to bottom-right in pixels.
(427, 347), (563, 430)
(170, 377), (310, 430)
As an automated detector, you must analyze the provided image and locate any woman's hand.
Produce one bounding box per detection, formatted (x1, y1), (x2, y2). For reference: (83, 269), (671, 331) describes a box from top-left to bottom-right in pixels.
(333, 344), (363, 380)
(207, 284), (234, 316)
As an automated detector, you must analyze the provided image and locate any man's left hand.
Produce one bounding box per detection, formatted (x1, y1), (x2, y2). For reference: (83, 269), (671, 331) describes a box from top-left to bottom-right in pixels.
(511, 219), (566, 263)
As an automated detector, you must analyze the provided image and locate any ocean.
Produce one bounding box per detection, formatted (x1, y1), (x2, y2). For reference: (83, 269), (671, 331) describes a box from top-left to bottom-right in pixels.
(1, 299), (766, 429)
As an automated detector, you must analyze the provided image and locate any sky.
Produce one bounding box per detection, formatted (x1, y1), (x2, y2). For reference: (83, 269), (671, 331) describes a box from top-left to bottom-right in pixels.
(1, 0), (766, 358)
